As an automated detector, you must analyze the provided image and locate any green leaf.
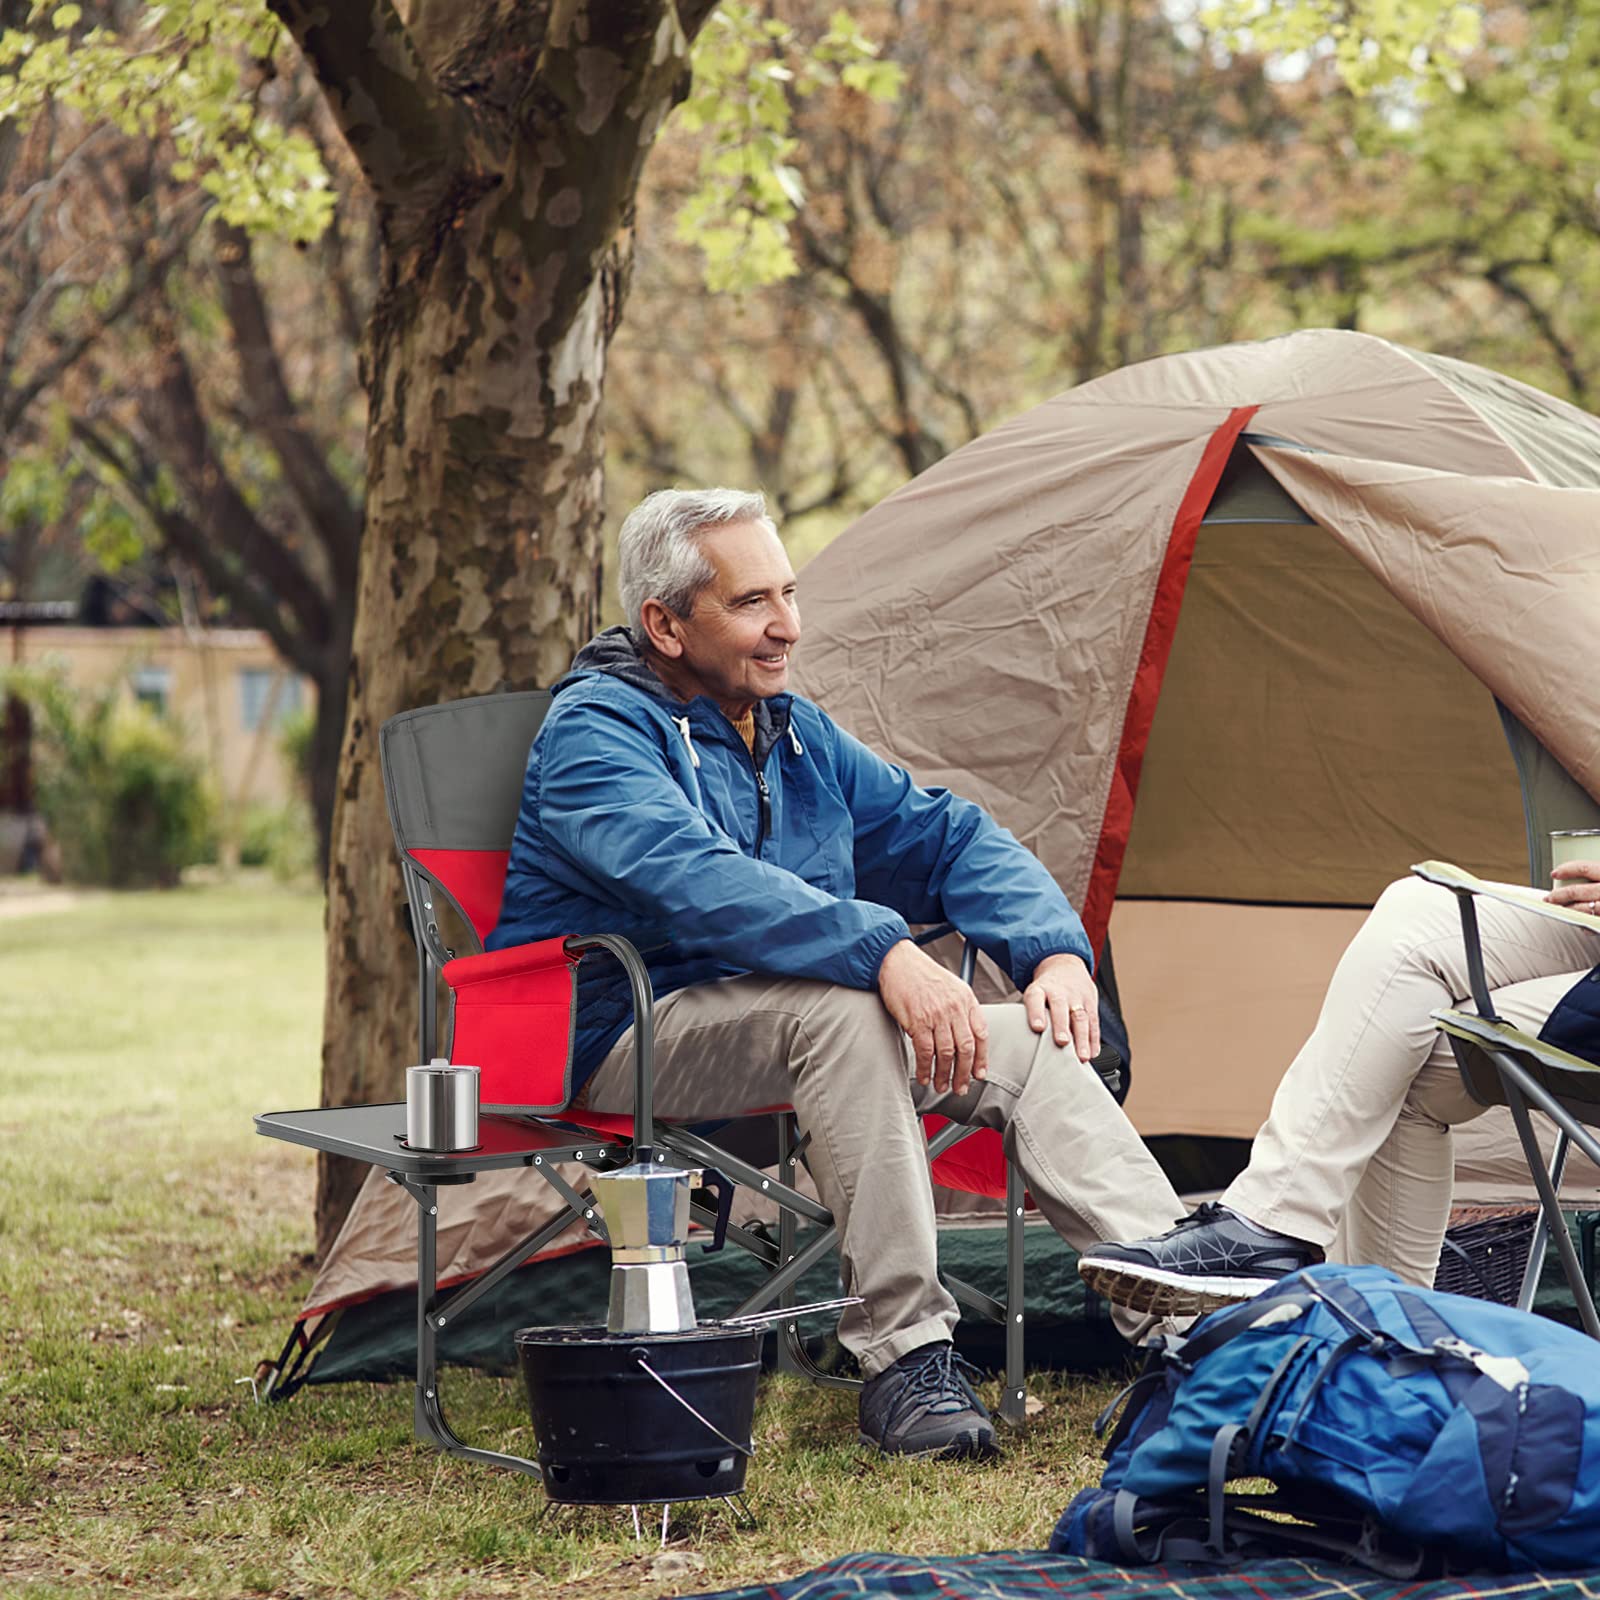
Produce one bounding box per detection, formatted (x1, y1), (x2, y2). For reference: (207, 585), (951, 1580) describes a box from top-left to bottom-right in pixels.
(0, 1), (331, 241)
(671, 0), (901, 292)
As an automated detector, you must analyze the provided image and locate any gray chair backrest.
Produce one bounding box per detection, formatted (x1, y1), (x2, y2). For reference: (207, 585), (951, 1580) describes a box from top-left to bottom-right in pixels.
(1497, 701), (1600, 888)
(380, 690), (553, 854)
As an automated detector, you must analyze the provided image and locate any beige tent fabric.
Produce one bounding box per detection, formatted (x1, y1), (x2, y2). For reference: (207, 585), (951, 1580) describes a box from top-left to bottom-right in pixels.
(1250, 447), (1600, 802)
(1120, 519), (1526, 903)
(304, 1163), (587, 1318)
(1089, 335), (1531, 483)
(1406, 347), (1600, 489)
(797, 403), (1229, 913)
(794, 330), (1571, 918)
(1112, 902), (1370, 1139)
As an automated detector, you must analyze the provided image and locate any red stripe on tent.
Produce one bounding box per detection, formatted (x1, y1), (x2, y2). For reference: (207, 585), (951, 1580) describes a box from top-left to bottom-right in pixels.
(1080, 404), (1259, 951)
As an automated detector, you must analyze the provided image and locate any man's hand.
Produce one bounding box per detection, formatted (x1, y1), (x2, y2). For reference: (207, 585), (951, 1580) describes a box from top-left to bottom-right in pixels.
(1023, 952), (1099, 1061)
(1549, 860), (1600, 913)
(877, 939), (989, 1097)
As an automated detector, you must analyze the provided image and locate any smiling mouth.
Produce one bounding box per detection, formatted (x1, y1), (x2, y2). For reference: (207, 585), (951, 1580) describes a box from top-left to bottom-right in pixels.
(754, 651), (788, 666)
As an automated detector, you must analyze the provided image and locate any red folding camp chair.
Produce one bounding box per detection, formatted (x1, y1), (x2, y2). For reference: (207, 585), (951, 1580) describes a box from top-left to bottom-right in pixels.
(381, 690), (1031, 1420)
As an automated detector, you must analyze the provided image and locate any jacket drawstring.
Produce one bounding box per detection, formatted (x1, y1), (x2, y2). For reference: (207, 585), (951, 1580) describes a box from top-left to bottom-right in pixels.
(672, 715), (701, 769)
(789, 726), (804, 757)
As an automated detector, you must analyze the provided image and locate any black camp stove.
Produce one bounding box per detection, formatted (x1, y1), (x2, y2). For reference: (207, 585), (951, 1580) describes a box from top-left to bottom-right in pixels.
(516, 1322), (762, 1504)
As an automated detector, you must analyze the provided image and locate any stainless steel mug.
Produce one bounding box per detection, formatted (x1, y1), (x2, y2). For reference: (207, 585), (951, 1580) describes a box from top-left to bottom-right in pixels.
(405, 1058), (480, 1150)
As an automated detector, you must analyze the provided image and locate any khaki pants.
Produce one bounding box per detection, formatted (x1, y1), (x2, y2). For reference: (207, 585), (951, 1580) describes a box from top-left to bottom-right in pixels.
(1227, 876), (1600, 1284)
(584, 975), (1187, 1376)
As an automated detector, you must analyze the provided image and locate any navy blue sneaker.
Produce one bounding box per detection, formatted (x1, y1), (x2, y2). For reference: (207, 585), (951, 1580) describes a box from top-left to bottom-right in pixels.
(858, 1341), (999, 1460)
(1077, 1202), (1323, 1317)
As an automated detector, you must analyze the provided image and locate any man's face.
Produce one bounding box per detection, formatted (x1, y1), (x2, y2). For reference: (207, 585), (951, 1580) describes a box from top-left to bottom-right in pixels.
(660, 519), (800, 710)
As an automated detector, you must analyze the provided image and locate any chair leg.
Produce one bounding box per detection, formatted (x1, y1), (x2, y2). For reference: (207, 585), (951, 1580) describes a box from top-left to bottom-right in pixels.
(774, 1114), (803, 1378)
(756, 1115), (860, 1391)
(401, 1178), (541, 1477)
(1516, 1128), (1571, 1313)
(999, 1160), (1027, 1426)
(1501, 1077), (1600, 1339)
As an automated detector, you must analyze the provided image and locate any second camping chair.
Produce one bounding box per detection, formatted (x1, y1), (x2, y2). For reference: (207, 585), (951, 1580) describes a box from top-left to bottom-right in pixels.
(1414, 860), (1600, 1337)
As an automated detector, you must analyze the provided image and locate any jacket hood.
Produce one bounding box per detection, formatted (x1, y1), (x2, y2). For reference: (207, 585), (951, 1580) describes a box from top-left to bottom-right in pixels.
(556, 625), (793, 757)
(556, 625), (668, 699)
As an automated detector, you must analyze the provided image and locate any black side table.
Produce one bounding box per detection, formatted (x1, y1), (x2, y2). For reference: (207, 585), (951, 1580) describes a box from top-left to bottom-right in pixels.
(256, 1104), (627, 1476)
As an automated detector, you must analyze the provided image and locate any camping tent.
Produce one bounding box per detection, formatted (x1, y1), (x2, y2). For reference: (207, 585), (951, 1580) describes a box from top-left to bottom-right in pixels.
(266, 330), (1600, 1394)
(792, 327), (1600, 1196)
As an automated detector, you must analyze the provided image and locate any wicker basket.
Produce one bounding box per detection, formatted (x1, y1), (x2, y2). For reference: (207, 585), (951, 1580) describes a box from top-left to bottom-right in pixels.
(1432, 1205), (1539, 1303)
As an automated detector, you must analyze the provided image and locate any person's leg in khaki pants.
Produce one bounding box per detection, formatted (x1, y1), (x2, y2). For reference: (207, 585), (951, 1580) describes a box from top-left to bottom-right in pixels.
(1225, 876), (1598, 1282)
(582, 973), (1187, 1377)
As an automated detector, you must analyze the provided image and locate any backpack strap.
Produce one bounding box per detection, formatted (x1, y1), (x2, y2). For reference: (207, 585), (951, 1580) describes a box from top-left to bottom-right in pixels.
(1096, 1362), (1169, 1458)
(1166, 1289), (1318, 1369)
(1386, 1300), (1474, 1403)
(1112, 1487), (1433, 1576)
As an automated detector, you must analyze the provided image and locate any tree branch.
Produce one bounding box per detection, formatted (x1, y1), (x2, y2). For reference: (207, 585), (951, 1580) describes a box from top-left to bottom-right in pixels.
(140, 327), (334, 650)
(0, 192), (210, 438)
(265, 0), (468, 210)
(212, 223), (362, 591)
(794, 217), (945, 476)
(511, 0), (690, 336)
(71, 418), (323, 681)
(1484, 261), (1590, 406)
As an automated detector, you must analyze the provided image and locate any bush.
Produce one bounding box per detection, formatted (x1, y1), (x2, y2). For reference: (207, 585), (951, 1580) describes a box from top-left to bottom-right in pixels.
(278, 705), (315, 799)
(237, 801), (317, 882)
(5, 667), (217, 889)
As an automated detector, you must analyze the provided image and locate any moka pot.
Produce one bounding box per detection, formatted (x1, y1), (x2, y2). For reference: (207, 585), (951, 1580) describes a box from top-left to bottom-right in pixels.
(589, 1161), (734, 1333)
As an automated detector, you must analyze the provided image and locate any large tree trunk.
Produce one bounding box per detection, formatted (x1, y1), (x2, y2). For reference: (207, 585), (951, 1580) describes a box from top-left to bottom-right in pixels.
(313, 222), (618, 1253)
(265, 0), (706, 1254)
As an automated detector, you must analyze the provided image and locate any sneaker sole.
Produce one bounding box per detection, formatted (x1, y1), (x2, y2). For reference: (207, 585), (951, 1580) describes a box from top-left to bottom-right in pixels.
(1078, 1259), (1277, 1317)
(857, 1429), (1001, 1462)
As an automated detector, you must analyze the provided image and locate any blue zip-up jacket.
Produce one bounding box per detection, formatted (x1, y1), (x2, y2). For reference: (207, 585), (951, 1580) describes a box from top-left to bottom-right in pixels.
(489, 627), (1094, 1091)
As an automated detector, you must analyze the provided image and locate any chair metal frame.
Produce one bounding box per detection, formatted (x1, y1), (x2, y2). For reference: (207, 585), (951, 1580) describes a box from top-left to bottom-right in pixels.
(389, 691), (1031, 1421)
(1412, 861), (1600, 1338)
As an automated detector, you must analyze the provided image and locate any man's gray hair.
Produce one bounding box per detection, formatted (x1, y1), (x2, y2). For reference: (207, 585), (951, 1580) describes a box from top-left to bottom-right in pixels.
(617, 487), (774, 636)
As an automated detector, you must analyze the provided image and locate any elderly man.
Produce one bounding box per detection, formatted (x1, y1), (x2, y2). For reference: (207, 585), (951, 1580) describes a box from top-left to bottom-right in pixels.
(490, 487), (1190, 1458)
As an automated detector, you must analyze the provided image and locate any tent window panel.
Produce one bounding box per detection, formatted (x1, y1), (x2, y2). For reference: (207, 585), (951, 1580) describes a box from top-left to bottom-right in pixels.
(1120, 520), (1525, 904)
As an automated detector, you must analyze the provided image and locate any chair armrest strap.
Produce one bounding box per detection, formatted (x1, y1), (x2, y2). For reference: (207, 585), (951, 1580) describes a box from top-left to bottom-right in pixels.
(440, 935), (655, 1144)
(1433, 1007), (1600, 1079)
(443, 936), (577, 989)
(1413, 860), (1600, 933)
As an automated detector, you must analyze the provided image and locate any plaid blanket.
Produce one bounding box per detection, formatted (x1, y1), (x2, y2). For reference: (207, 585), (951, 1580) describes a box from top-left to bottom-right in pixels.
(687, 1552), (1600, 1600)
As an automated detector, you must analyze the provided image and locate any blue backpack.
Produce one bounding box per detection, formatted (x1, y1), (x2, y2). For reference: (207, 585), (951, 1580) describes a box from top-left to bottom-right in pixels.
(1053, 1264), (1600, 1576)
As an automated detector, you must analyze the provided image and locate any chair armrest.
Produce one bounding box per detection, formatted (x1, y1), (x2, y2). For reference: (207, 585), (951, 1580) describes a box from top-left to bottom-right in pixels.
(442, 934), (655, 1142)
(442, 936), (577, 989)
(1433, 1007), (1600, 1080)
(1412, 860), (1600, 933)
(1412, 860), (1600, 1019)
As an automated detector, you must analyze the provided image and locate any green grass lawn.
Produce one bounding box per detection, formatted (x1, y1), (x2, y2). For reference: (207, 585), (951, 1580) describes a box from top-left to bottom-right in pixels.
(0, 880), (1122, 1599)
